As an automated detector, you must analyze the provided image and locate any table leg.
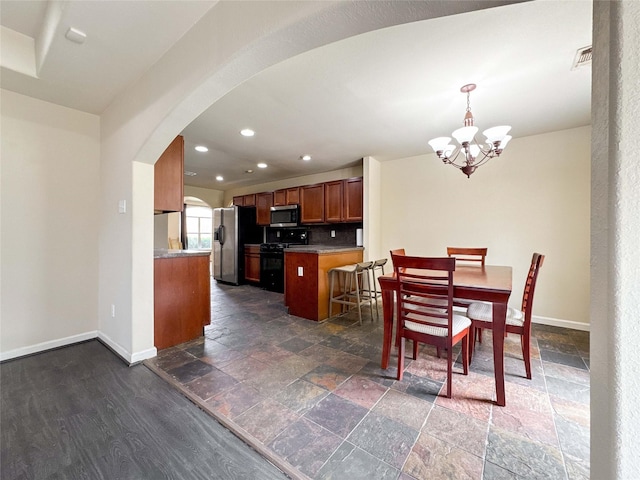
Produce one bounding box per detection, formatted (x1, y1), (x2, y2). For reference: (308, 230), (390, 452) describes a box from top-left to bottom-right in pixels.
(380, 287), (394, 369)
(492, 302), (507, 406)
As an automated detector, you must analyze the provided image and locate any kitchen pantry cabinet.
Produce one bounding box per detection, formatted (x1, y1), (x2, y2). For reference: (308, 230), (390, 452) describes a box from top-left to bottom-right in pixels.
(256, 192), (273, 225)
(274, 187), (300, 206)
(300, 184), (325, 223)
(244, 245), (261, 283)
(154, 135), (184, 213)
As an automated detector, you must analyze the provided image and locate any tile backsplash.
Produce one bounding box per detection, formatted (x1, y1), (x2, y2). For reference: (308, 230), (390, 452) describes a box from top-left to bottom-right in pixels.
(266, 223), (362, 246)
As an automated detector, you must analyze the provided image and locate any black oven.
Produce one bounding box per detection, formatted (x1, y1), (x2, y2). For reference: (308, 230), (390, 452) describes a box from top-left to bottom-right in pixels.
(260, 243), (286, 293)
(259, 230), (308, 293)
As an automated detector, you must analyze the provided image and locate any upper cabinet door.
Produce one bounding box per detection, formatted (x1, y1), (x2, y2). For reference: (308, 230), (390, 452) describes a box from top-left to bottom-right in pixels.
(286, 187), (300, 205)
(243, 194), (256, 206)
(324, 180), (344, 222)
(154, 135), (184, 213)
(273, 189), (287, 206)
(343, 177), (363, 222)
(256, 192), (273, 225)
(300, 184), (325, 223)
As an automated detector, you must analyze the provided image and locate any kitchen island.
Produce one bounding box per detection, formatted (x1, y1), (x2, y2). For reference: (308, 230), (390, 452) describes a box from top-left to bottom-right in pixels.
(284, 245), (364, 321)
(154, 249), (211, 349)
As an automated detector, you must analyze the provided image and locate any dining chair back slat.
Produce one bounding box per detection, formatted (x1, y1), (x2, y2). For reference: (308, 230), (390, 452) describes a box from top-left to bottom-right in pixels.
(447, 247), (487, 266)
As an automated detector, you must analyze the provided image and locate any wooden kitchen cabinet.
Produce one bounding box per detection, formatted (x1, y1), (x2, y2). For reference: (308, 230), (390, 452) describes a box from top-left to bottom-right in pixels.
(154, 135), (184, 213)
(243, 194), (256, 206)
(244, 245), (261, 283)
(273, 189), (286, 206)
(154, 252), (210, 349)
(256, 192), (273, 225)
(300, 184), (325, 223)
(324, 180), (344, 222)
(233, 194), (256, 207)
(343, 177), (363, 222)
(274, 187), (300, 206)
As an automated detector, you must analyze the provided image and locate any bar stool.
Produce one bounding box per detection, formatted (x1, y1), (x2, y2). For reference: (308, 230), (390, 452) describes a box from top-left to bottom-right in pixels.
(328, 261), (374, 325)
(364, 258), (388, 320)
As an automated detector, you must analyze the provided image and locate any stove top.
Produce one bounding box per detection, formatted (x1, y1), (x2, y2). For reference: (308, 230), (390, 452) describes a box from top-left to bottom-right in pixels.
(260, 242), (304, 252)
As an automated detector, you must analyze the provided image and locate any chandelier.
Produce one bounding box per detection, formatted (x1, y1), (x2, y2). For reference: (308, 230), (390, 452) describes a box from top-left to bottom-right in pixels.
(428, 84), (511, 178)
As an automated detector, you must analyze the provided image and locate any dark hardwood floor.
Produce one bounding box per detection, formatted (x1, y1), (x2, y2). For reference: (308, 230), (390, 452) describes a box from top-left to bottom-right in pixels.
(0, 340), (289, 480)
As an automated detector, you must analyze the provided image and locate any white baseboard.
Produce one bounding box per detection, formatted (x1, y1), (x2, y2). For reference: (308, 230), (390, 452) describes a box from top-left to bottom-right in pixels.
(0, 331), (158, 364)
(97, 332), (157, 365)
(0, 331), (99, 362)
(532, 315), (590, 332)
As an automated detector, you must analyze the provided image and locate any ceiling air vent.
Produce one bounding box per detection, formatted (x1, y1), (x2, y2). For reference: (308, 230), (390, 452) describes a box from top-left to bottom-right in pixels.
(571, 45), (592, 70)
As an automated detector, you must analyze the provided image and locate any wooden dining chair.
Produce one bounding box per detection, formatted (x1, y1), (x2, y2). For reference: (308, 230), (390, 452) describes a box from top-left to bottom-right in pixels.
(390, 248), (406, 261)
(446, 247), (487, 266)
(391, 254), (470, 398)
(447, 247), (488, 345)
(467, 253), (545, 379)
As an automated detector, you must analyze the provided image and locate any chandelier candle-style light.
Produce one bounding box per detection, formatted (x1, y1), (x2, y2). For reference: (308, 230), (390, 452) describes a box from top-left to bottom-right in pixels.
(428, 84), (511, 178)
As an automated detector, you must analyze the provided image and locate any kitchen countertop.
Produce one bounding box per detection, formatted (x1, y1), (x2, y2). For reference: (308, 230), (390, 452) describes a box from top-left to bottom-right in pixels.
(154, 249), (212, 259)
(284, 245), (364, 254)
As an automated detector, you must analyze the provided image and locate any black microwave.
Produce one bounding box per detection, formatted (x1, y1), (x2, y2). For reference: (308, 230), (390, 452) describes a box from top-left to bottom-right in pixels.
(270, 205), (299, 227)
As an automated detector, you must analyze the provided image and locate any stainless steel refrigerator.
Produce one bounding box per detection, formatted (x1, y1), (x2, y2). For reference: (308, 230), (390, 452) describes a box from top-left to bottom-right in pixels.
(212, 206), (261, 284)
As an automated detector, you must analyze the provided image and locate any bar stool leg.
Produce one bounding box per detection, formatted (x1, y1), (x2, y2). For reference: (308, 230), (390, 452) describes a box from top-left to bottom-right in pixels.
(355, 270), (363, 325)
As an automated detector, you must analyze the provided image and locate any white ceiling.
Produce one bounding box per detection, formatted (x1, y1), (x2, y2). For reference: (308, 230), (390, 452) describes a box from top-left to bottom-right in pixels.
(1, 0), (592, 189)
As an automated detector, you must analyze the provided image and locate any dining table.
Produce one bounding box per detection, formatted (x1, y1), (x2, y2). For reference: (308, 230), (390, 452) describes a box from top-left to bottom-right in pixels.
(378, 264), (512, 406)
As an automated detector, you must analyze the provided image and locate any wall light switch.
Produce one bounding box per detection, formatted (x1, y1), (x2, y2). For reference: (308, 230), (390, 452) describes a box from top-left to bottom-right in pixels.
(118, 200), (126, 214)
(276, 231), (280, 238)
(111, 304), (116, 317)
(297, 266), (304, 276)
(330, 230), (336, 238)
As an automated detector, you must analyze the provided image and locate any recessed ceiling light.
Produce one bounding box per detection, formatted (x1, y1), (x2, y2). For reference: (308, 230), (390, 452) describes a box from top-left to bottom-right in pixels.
(184, 171), (197, 176)
(301, 155), (312, 161)
(215, 175), (223, 181)
(240, 129), (255, 137)
(245, 169), (254, 174)
(257, 163), (267, 169)
(195, 145), (208, 152)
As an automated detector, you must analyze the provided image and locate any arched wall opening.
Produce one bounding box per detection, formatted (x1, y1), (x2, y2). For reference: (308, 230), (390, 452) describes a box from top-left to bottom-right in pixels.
(101, 0), (515, 363)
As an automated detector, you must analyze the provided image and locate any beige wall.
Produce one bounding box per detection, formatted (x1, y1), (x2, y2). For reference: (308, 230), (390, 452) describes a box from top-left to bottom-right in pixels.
(375, 126), (590, 328)
(184, 185), (224, 209)
(0, 90), (101, 358)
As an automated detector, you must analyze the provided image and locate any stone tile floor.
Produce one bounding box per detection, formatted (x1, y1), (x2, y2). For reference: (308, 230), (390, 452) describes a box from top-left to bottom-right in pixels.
(146, 282), (590, 480)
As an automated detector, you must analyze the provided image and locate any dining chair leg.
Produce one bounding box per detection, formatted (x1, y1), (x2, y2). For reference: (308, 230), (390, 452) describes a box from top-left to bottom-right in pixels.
(469, 325), (476, 361)
(446, 344), (453, 398)
(412, 340), (418, 360)
(522, 330), (532, 379)
(397, 337), (406, 381)
(462, 333), (469, 375)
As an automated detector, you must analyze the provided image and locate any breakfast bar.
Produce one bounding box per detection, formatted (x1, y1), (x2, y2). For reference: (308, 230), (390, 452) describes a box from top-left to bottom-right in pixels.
(284, 245), (364, 321)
